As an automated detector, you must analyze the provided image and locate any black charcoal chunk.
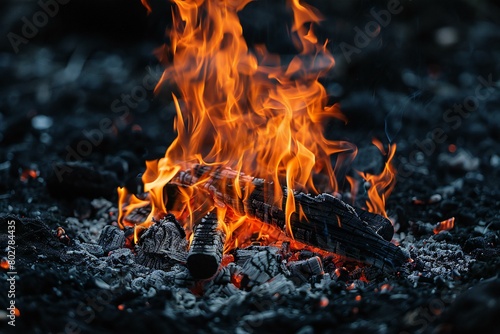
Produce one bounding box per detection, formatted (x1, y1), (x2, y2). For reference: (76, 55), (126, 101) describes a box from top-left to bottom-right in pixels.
(98, 225), (126, 254)
(287, 256), (324, 285)
(135, 214), (188, 270)
(79, 242), (104, 257)
(107, 248), (135, 266)
(240, 247), (281, 289)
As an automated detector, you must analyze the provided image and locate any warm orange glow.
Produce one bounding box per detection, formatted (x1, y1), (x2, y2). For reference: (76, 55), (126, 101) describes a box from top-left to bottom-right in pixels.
(20, 168), (39, 182)
(140, 0), (152, 14)
(358, 139), (397, 218)
(380, 283), (392, 293)
(118, 0), (397, 255)
(221, 254), (235, 267)
(231, 273), (244, 289)
(433, 217), (455, 234)
(0, 258), (10, 270)
(55, 227), (65, 238)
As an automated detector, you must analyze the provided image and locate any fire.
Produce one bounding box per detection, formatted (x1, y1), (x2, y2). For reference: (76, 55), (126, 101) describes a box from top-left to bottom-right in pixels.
(434, 217), (455, 234)
(358, 138), (397, 218)
(118, 0), (396, 250)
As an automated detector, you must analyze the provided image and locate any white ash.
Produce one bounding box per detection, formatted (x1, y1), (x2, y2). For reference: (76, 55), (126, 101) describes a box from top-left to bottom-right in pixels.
(76, 240), (104, 257)
(65, 216), (109, 244)
(64, 199), (116, 243)
(106, 248), (136, 266)
(130, 264), (194, 293)
(90, 198), (115, 217)
(436, 178), (463, 198)
(438, 149), (480, 172)
(61, 247), (100, 265)
(158, 274), (315, 323)
(252, 273), (296, 297)
(402, 234), (474, 281)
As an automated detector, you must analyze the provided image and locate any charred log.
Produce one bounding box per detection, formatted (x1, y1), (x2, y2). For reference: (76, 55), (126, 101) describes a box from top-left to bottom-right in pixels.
(169, 164), (410, 273)
(187, 212), (225, 279)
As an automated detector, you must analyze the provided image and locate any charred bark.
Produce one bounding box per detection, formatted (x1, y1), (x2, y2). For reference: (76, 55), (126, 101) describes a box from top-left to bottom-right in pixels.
(167, 164), (410, 273)
(187, 212), (225, 279)
(135, 214), (188, 270)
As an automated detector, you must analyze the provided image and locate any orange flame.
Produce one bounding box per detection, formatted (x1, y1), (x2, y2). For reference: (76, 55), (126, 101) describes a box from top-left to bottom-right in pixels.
(433, 217), (455, 234)
(358, 138), (397, 218)
(119, 0), (396, 251)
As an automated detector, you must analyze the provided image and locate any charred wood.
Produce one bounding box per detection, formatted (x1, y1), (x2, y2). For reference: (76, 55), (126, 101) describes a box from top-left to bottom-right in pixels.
(354, 208), (394, 242)
(124, 207), (151, 226)
(187, 212), (226, 279)
(134, 214), (188, 270)
(98, 225), (126, 254)
(287, 256), (324, 285)
(169, 164), (410, 273)
(239, 247), (282, 289)
(234, 246), (277, 267)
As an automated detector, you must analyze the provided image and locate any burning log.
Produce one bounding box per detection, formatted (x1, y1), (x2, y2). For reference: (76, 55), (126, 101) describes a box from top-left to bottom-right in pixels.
(168, 164), (410, 273)
(187, 212), (226, 279)
(135, 214), (188, 270)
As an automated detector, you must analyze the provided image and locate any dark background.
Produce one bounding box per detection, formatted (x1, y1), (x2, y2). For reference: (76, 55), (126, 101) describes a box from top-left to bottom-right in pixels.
(1, 0), (499, 163)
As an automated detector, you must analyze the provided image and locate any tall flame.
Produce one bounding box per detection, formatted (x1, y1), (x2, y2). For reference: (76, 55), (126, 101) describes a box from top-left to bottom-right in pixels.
(358, 139), (397, 218)
(119, 0), (395, 248)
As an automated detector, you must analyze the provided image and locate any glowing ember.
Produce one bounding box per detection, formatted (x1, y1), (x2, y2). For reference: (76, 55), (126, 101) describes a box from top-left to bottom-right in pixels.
(20, 168), (39, 183)
(379, 283), (393, 293)
(0, 258), (10, 270)
(434, 217), (455, 234)
(118, 0), (397, 253)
